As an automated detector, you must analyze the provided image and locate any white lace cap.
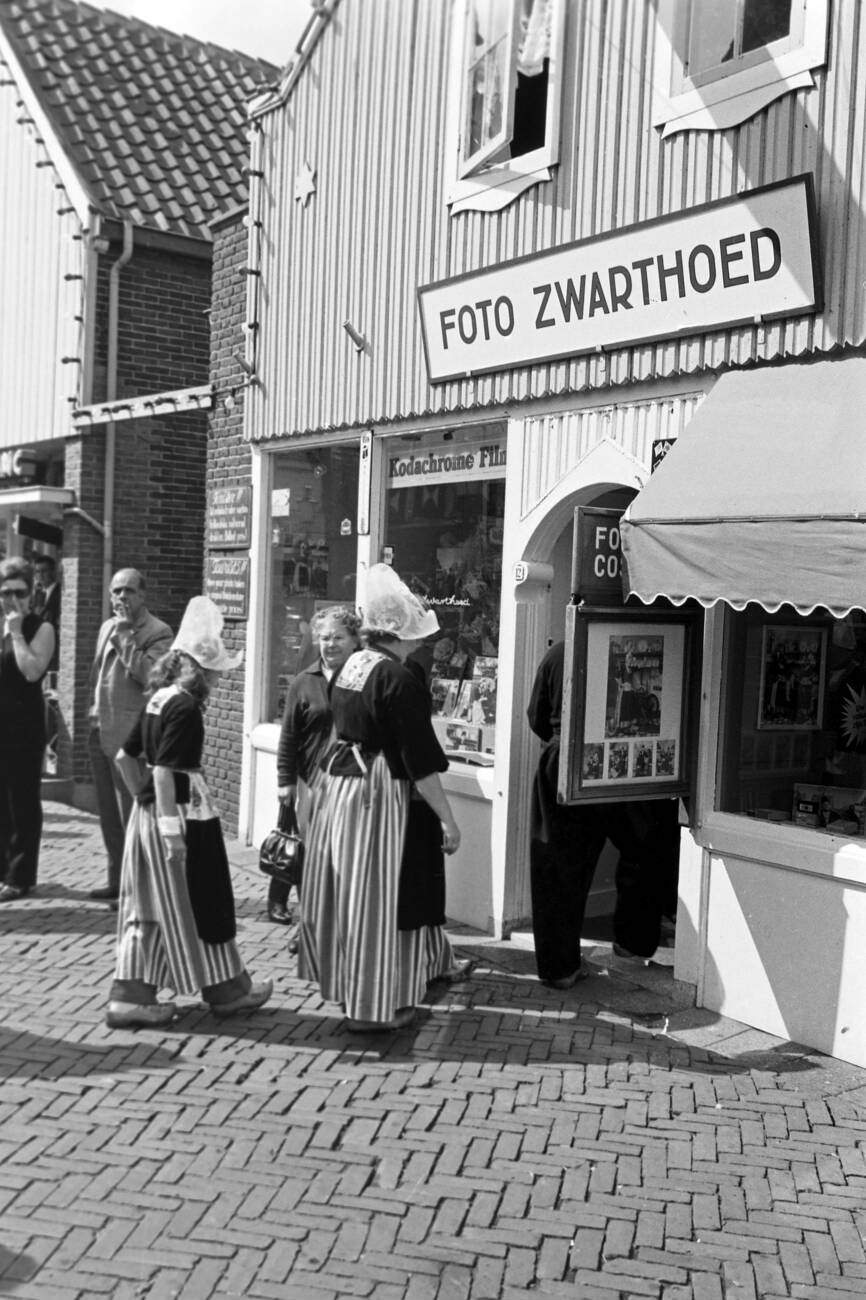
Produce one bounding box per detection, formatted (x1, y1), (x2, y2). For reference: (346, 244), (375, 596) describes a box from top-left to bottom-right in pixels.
(171, 595), (243, 672)
(362, 563), (439, 641)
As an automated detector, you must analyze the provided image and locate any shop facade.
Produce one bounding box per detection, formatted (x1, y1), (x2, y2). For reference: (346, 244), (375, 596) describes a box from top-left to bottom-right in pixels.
(223, 0), (866, 1064)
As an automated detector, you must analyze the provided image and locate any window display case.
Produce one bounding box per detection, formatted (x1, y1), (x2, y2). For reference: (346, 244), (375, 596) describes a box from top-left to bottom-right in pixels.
(266, 445), (360, 721)
(382, 425), (507, 763)
(718, 607), (866, 836)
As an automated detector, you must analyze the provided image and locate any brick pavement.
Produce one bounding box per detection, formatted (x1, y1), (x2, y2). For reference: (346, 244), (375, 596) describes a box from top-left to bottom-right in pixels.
(1, 800), (865, 1299)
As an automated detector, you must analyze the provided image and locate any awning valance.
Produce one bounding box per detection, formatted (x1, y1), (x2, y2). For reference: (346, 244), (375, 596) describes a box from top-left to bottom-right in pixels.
(620, 357), (866, 619)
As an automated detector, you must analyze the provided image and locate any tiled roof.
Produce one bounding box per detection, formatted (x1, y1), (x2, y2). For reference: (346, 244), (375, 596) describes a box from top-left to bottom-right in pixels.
(0, 0), (279, 239)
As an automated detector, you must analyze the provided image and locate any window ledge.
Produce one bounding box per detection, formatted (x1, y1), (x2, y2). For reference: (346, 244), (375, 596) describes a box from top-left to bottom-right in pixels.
(251, 721), (495, 801)
(656, 67), (817, 138)
(697, 811), (866, 887)
(448, 162), (553, 215)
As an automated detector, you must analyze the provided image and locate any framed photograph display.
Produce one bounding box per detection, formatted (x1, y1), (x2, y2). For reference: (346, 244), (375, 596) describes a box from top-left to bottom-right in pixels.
(757, 626), (827, 730)
(559, 605), (699, 804)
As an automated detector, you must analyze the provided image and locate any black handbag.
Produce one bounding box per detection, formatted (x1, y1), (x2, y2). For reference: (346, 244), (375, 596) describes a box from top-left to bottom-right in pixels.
(259, 802), (305, 889)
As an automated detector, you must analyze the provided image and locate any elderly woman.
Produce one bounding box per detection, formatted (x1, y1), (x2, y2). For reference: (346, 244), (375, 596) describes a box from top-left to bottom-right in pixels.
(269, 605), (362, 924)
(0, 558), (56, 902)
(106, 596), (272, 1029)
(299, 564), (465, 1032)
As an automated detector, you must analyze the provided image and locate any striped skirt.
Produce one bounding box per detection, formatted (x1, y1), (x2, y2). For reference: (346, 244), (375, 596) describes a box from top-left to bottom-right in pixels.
(113, 787), (245, 997)
(297, 753), (454, 1022)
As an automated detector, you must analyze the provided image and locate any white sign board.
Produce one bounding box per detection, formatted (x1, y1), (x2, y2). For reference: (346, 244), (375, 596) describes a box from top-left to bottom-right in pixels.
(418, 175), (819, 383)
(386, 440), (506, 488)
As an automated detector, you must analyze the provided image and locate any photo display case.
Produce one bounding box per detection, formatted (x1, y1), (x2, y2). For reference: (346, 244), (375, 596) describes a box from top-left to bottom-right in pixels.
(559, 604), (699, 804)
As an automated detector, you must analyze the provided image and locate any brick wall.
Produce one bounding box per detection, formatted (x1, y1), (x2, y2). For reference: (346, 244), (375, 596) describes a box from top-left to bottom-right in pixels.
(201, 208), (252, 833)
(60, 238), (210, 796)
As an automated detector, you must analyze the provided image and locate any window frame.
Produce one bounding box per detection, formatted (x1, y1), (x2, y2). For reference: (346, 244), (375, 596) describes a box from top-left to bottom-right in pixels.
(447, 0), (567, 212)
(654, 0), (829, 138)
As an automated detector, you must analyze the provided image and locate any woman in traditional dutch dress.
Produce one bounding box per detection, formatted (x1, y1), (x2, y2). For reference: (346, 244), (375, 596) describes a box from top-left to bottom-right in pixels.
(105, 596), (272, 1029)
(298, 564), (468, 1032)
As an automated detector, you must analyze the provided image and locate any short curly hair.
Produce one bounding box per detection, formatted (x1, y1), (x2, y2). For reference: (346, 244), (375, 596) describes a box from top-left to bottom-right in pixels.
(310, 604), (363, 642)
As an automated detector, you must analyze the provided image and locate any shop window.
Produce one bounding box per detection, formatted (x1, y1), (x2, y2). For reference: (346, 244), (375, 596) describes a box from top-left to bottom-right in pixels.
(266, 445), (360, 722)
(449, 0), (565, 213)
(717, 607), (866, 837)
(382, 427), (506, 764)
(654, 0), (828, 138)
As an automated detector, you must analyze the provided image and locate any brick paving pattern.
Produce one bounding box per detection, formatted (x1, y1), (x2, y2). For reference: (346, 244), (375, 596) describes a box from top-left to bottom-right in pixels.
(1, 802), (865, 1298)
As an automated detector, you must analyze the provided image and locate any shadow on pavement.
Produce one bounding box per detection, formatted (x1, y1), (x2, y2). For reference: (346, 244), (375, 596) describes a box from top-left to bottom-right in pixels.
(0, 1243), (37, 1290)
(0, 1024), (181, 1079)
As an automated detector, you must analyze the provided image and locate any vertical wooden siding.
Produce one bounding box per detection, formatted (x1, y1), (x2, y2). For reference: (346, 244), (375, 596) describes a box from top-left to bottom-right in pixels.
(248, 0), (866, 441)
(0, 85), (85, 450)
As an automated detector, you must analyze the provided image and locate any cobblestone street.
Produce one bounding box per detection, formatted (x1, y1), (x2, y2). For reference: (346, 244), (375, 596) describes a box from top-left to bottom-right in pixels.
(1, 802), (865, 1299)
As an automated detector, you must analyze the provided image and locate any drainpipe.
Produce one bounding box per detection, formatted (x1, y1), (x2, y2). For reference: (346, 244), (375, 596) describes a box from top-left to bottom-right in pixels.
(102, 220), (134, 618)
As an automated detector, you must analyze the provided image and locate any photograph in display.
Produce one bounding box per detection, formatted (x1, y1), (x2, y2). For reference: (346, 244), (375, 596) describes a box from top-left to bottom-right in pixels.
(562, 613), (693, 802)
(445, 722), (482, 753)
(604, 634), (664, 737)
(757, 626), (827, 730)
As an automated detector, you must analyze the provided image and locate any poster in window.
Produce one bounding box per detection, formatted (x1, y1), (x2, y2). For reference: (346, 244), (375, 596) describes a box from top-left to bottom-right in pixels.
(559, 608), (698, 804)
(757, 626), (827, 730)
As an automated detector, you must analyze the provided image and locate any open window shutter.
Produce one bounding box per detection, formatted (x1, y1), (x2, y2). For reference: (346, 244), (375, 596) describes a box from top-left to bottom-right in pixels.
(459, 0), (520, 176)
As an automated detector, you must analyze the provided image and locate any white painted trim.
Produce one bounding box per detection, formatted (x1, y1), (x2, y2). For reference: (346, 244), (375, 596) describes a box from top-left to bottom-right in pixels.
(71, 385), (213, 428)
(0, 27), (93, 224)
(237, 445), (270, 843)
(0, 486), (74, 508)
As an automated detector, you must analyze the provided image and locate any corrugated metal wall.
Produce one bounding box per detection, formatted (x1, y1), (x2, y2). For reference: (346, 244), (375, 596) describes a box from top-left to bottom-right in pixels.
(518, 390), (705, 519)
(249, 0), (866, 442)
(0, 83), (85, 451)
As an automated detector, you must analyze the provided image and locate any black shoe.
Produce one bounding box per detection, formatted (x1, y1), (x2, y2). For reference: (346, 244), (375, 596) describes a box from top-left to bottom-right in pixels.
(90, 886), (119, 901)
(267, 902), (293, 925)
(0, 884), (30, 902)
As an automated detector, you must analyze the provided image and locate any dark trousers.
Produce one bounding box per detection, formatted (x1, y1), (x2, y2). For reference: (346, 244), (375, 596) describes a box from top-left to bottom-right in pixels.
(530, 800), (678, 982)
(88, 728), (133, 890)
(0, 745), (44, 891)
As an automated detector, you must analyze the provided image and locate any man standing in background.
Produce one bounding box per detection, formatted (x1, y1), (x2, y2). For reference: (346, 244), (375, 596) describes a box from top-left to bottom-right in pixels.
(88, 569), (172, 904)
(33, 554), (61, 672)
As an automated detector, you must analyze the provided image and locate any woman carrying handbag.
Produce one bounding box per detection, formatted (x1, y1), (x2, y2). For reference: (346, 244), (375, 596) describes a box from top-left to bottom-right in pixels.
(267, 606), (362, 925)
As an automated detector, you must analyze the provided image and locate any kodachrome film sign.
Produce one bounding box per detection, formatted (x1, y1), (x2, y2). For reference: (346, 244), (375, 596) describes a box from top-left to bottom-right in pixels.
(418, 176), (819, 383)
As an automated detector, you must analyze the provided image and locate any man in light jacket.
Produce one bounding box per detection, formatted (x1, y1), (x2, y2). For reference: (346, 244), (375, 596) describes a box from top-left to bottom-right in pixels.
(88, 568), (172, 903)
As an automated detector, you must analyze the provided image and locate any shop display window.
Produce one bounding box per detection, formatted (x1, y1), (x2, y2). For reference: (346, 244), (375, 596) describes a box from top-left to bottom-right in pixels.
(382, 426), (506, 763)
(717, 607), (866, 837)
(266, 445), (359, 721)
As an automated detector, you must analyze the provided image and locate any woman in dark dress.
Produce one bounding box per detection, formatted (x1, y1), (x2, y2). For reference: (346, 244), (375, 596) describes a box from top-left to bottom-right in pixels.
(106, 596), (272, 1029)
(0, 558), (55, 902)
(299, 565), (465, 1032)
(269, 605), (362, 924)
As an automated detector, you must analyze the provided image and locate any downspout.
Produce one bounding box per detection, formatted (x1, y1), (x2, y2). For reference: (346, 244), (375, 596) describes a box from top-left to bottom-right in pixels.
(102, 220), (134, 618)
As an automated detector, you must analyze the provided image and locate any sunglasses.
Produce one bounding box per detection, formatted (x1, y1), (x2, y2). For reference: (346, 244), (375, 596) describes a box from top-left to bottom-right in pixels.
(0, 587), (29, 598)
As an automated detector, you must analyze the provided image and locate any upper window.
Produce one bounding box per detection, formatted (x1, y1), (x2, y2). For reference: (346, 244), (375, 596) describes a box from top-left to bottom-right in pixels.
(681, 0), (801, 88)
(654, 0), (829, 138)
(449, 0), (565, 213)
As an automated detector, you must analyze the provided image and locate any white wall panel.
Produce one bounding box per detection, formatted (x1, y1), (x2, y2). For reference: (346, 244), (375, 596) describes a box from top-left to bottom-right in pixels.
(0, 84), (85, 450)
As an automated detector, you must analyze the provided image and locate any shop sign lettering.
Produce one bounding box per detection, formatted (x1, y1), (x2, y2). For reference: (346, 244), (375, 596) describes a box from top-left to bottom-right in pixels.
(387, 442), (506, 488)
(418, 176), (818, 383)
(572, 507), (625, 604)
(206, 554), (249, 621)
(207, 485), (251, 549)
(0, 447), (37, 480)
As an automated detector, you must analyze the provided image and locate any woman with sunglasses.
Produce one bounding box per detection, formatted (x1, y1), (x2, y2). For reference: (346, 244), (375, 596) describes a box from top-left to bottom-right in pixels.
(0, 558), (56, 901)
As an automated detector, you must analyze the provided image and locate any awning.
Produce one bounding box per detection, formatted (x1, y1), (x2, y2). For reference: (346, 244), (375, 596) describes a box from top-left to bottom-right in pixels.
(0, 486), (74, 510)
(620, 356), (866, 618)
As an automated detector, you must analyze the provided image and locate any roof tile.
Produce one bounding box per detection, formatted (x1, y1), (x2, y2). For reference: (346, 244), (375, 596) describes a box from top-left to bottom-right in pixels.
(0, 0), (279, 239)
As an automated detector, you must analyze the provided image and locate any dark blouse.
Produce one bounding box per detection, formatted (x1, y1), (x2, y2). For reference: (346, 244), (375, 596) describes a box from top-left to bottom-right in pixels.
(0, 612), (47, 749)
(122, 684), (203, 804)
(527, 640), (565, 742)
(276, 660), (333, 787)
(330, 647), (448, 782)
